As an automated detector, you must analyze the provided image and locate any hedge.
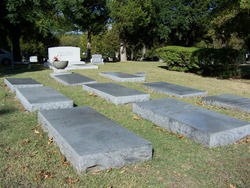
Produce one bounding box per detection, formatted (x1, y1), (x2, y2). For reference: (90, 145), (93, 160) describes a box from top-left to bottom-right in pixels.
(156, 46), (245, 78)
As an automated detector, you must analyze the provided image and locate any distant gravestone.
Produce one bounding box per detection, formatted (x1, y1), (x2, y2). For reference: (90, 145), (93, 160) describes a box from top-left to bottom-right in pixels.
(100, 72), (146, 82)
(48, 46), (81, 66)
(90, 54), (104, 64)
(29, 56), (38, 63)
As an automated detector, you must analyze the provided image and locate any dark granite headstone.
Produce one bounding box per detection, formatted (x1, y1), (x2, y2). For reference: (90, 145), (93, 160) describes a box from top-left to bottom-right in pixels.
(203, 94), (250, 113)
(143, 82), (207, 98)
(133, 98), (250, 147)
(38, 106), (152, 173)
(4, 78), (43, 92)
(100, 72), (145, 82)
(15, 86), (73, 112)
(83, 83), (150, 104)
(51, 72), (97, 85)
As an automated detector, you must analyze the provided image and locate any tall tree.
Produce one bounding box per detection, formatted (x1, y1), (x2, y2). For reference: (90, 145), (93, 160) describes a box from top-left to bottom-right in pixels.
(152, 0), (216, 46)
(0, 0), (60, 61)
(60, 0), (109, 60)
(108, 0), (152, 61)
(210, 0), (250, 49)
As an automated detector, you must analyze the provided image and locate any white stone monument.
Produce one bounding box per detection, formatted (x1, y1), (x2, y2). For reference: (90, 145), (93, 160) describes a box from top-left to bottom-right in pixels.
(48, 46), (83, 66)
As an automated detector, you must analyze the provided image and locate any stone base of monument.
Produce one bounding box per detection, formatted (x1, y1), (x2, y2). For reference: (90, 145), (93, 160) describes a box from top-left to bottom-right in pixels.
(83, 83), (150, 105)
(133, 98), (250, 148)
(100, 72), (146, 82)
(143, 82), (207, 98)
(15, 86), (73, 112)
(202, 94), (250, 113)
(50, 72), (97, 86)
(38, 106), (152, 173)
(4, 78), (43, 93)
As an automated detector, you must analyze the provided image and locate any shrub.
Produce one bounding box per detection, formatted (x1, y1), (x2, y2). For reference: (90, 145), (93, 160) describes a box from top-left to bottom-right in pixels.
(156, 46), (200, 72)
(156, 46), (245, 78)
(193, 48), (245, 78)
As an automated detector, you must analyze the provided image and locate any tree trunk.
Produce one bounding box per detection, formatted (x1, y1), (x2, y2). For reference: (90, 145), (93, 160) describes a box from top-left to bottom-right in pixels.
(142, 44), (146, 60)
(119, 31), (127, 62)
(87, 31), (91, 61)
(10, 24), (22, 62)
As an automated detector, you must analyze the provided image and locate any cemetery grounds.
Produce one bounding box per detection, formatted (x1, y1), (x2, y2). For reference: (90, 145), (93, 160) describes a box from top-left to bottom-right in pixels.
(0, 61), (249, 187)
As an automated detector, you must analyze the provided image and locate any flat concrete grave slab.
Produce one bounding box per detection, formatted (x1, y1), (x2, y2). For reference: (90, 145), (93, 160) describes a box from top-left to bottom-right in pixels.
(51, 72), (97, 86)
(100, 72), (145, 82)
(4, 78), (43, 92)
(15, 86), (73, 112)
(83, 83), (150, 105)
(143, 82), (207, 98)
(202, 94), (250, 113)
(38, 106), (152, 173)
(133, 98), (250, 147)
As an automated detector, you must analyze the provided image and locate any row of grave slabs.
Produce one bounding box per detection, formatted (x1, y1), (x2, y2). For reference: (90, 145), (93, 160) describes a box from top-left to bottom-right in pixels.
(3, 71), (250, 173)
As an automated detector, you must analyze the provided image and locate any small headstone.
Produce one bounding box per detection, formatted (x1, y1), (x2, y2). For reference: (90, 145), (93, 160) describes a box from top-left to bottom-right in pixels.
(38, 106), (152, 173)
(90, 54), (104, 64)
(83, 83), (150, 105)
(100, 72), (146, 82)
(133, 98), (250, 147)
(202, 94), (250, 113)
(143, 82), (207, 98)
(4, 78), (43, 92)
(15, 86), (73, 112)
(50, 72), (97, 86)
(29, 56), (38, 63)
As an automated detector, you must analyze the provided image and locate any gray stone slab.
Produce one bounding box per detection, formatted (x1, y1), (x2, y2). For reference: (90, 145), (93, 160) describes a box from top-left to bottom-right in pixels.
(4, 78), (43, 92)
(50, 72), (97, 86)
(83, 83), (150, 105)
(133, 98), (250, 147)
(100, 72), (145, 82)
(38, 106), (152, 173)
(143, 82), (207, 98)
(202, 94), (250, 113)
(15, 86), (73, 112)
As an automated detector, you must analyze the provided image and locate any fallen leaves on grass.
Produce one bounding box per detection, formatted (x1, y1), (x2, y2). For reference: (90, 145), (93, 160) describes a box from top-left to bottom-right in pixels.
(34, 170), (53, 181)
(229, 183), (236, 188)
(47, 137), (53, 145)
(88, 91), (97, 97)
(178, 134), (185, 139)
(61, 155), (70, 166)
(133, 114), (140, 120)
(21, 138), (30, 145)
(236, 136), (250, 144)
(66, 177), (79, 184)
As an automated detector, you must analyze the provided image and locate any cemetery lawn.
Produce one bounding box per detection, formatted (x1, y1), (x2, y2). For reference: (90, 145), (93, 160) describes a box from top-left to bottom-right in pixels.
(0, 61), (249, 188)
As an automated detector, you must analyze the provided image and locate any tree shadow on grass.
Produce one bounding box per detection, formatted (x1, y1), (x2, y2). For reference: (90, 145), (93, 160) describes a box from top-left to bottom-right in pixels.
(0, 64), (47, 77)
(240, 64), (250, 79)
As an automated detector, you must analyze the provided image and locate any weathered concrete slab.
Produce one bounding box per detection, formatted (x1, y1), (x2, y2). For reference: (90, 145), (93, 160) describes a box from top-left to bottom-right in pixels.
(202, 94), (250, 113)
(83, 83), (150, 105)
(133, 98), (250, 147)
(143, 82), (207, 98)
(50, 72), (97, 86)
(38, 106), (152, 173)
(100, 72), (145, 82)
(15, 86), (73, 112)
(4, 78), (43, 92)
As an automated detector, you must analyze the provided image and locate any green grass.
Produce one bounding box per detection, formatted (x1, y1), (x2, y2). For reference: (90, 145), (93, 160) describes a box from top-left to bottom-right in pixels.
(0, 62), (249, 188)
